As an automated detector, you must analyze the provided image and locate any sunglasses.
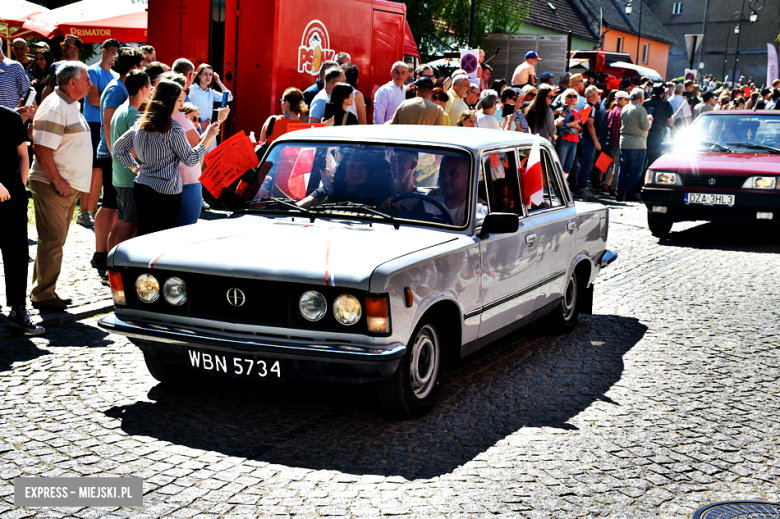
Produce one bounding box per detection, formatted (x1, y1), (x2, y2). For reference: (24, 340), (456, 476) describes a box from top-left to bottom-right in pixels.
(60, 42), (78, 50)
(526, 92), (536, 98)
(566, 94), (577, 99)
(188, 115), (201, 123)
(547, 94), (556, 99)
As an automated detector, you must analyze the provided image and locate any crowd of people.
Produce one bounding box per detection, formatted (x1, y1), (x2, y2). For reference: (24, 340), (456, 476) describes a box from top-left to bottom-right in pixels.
(2, 33), (780, 336)
(0, 35), (229, 335)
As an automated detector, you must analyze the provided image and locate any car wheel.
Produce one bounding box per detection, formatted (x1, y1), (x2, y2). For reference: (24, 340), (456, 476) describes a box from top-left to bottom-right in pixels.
(647, 211), (673, 237)
(143, 353), (187, 384)
(379, 321), (445, 418)
(544, 270), (579, 333)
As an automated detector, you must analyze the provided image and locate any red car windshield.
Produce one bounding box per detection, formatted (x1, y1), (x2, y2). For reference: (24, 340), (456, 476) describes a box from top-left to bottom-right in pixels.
(692, 113), (780, 154)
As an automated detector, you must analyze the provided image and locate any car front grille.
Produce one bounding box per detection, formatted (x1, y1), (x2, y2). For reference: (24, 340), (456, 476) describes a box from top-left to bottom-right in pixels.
(678, 174), (746, 189)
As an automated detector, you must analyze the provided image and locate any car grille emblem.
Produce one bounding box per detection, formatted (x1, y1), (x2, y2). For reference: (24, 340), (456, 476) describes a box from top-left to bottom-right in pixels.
(708, 178), (716, 185)
(227, 288), (246, 307)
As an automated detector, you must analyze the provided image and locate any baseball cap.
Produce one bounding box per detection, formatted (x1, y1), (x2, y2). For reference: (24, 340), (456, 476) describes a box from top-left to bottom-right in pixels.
(615, 91), (630, 99)
(540, 71), (554, 82)
(31, 41), (50, 51)
(584, 85), (602, 97)
(569, 73), (584, 85)
(414, 76), (434, 89)
(525, 51), (542, 61)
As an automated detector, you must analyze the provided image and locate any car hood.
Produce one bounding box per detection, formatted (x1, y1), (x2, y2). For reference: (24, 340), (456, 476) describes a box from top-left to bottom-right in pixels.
(652, 151), (780, 176)
(109, 215), (458, 290)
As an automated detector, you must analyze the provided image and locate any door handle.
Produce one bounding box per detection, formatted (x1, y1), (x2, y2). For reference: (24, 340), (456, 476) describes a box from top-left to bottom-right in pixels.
(525, 233), (537, 245)
(567, 221), (576, 233)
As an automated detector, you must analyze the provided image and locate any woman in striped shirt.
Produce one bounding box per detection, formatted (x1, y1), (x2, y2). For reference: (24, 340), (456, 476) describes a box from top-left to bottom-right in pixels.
(114, 79), (222, 236)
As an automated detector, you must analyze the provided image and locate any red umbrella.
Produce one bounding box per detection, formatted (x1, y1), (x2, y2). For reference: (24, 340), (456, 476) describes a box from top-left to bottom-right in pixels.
(1, 0), (50, 53)
(22, 0), (147, 44)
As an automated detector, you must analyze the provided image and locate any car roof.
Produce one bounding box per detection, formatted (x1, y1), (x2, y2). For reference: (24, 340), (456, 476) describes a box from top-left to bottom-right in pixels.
(702, 110), (780, 116)
(274, 125), (550, 154)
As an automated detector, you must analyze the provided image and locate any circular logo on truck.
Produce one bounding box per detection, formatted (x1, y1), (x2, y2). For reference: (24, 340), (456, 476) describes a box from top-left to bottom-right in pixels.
(298, 20), (336, 76)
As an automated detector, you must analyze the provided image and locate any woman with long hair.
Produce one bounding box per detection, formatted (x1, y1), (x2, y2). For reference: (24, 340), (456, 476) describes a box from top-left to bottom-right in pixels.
(259, 87), (309, 144)
(524, 84), (557, 141)
(190, 63), (233, 145)
(114, 79), (224, 235)
(555, 88), (582, 176)
(342, 63), (367, 124)
(31, 50), (55, 105)
(329, 83), (359, 126)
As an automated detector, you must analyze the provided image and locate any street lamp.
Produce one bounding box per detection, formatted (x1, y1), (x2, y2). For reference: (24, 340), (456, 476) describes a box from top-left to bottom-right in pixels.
(734, 24), (740, 34)
(731, 0), (764, 84)
(625, 1), (644, 65)
(625, 2), (633, 14)
(722, 11), (742, 81)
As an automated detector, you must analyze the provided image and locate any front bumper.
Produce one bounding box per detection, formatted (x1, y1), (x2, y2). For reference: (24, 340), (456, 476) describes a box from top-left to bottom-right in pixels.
(642, 187), (780, 223)
(98, 314), (406, 383)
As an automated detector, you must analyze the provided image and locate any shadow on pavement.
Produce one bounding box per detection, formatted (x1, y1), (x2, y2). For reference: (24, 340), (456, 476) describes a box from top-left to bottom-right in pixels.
(105, 314), (646, 480)
(0, 321), (112, 373)
(660, 222), (780, 253)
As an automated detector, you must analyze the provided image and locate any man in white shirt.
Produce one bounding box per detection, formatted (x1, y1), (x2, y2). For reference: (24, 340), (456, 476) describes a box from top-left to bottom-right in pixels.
(373, 61), (408, 124)
(668, 83), (692, 130)
(309, 67), (345, 123)
(512, 51), (541, 87)
(423, 155), (487, 226)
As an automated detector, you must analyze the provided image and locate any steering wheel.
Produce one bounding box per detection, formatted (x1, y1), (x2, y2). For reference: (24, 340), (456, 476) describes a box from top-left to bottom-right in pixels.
(391, 193), (454, 225)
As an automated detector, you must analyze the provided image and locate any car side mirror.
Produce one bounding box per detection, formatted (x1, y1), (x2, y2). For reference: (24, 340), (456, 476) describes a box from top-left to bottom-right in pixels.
(478, 213), (519, 239)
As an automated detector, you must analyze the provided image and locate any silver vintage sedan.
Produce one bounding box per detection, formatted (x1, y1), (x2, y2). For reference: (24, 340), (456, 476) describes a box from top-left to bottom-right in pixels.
(98, 126), (616, 417)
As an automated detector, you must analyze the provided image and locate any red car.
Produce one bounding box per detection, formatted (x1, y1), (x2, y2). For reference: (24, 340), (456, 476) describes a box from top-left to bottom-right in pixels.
(642, 110), (780, 237)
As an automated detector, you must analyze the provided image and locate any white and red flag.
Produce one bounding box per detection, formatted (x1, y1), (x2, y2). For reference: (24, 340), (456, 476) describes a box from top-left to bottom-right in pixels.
(523, 137), (544, 207)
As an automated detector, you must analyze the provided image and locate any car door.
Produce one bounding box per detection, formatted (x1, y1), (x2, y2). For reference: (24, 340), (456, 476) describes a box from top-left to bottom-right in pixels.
(522, 145), (578, 309)
(477, 149), (541, 338)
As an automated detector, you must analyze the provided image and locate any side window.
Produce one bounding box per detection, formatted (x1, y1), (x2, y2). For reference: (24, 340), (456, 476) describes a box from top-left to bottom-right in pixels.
(481, 150), (522, 216)
(523, 146), (567, 213)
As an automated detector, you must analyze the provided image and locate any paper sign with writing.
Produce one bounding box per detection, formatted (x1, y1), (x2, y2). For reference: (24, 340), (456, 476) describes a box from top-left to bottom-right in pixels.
(287, 122), (324, 133)
(200, 131), (259, 198)
(594, 152), (613, 173)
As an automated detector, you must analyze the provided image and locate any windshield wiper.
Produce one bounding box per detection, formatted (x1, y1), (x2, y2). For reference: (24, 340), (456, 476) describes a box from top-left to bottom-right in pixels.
(725, 142), (780, 154)
(699, 141), (732, 152)
(311, 201), (400, 229)
(245, 197), (315, 221)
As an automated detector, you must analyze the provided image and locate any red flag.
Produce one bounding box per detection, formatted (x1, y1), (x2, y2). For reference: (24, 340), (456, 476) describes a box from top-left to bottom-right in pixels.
(523, 138), (544, 207)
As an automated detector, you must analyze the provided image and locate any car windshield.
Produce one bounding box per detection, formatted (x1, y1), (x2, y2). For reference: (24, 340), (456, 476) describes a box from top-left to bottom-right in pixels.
(241, 142), (474, 227)
(688, 114), (780, 154)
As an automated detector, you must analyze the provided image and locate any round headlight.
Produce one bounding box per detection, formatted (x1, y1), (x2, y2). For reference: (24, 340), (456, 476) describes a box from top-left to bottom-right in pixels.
(135, 274), (160, 303)
(163, 277), (187, 306)
(299, 291), (327, 322)
(333, 294), (362, 326)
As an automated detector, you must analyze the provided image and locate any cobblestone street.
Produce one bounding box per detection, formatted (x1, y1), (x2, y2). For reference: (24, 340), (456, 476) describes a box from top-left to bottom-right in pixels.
(1, 201), (778, 518)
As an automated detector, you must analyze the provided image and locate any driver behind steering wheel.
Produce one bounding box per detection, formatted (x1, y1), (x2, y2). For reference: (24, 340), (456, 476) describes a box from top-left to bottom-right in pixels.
(390, 149), (425, 210)
(422, 155), (487, 226)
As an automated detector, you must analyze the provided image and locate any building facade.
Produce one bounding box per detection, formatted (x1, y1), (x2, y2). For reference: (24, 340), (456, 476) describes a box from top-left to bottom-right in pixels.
(651, 0), (780, 83)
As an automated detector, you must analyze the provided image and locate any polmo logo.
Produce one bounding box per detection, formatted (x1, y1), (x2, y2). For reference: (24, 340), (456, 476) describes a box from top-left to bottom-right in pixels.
(297, 20), (335, 76)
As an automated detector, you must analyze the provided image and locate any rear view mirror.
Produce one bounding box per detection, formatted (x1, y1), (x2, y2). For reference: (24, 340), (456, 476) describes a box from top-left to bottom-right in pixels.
(479, 213), (519, 239)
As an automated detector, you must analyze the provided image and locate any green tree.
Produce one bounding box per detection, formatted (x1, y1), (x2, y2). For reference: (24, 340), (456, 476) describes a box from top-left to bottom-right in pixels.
(402, 0), (530, 61)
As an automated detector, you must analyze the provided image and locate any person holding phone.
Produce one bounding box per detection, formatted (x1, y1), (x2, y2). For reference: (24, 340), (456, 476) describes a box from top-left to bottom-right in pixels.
(190, 63), (232, 150)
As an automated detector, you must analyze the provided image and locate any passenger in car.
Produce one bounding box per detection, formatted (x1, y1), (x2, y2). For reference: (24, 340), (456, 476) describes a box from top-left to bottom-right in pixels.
(299, 149), (395, 209)
(423, 155), (487, 225)
(390, 149), (424, 210)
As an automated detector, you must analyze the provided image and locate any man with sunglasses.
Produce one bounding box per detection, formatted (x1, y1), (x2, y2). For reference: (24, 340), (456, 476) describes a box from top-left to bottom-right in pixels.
(40, 36), (82, 102)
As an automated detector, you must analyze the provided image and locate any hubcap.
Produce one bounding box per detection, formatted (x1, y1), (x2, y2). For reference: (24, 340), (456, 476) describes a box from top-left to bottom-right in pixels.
(562, 274), (578, 321)
(410, 324), (439, 400)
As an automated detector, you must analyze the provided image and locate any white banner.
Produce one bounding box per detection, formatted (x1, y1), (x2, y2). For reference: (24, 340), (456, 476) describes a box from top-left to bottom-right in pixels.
(768, 44), (778, 87)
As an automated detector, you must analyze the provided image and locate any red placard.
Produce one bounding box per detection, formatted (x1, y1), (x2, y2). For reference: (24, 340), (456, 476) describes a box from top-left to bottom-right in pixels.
(200, 132), (260, 198)
(594, 152), (613, 173)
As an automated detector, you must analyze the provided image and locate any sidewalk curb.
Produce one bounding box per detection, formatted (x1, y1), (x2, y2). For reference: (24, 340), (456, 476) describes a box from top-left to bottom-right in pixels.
(1, 300), (114, 340)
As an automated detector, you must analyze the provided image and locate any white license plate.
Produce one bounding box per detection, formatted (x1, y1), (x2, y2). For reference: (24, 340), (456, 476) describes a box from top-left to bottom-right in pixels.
(187, 349), (282, 378)
(684, 193), (735, 205)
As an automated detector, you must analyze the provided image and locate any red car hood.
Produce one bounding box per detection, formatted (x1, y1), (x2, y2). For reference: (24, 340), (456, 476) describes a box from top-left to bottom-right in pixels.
(651, 152), (780, 176)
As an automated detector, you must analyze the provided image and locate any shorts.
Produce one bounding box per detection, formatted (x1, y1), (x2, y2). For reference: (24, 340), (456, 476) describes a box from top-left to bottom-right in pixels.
(89, 122), (102, 168)
(115, 186), (137, 223)
(99, 157), (118, 209)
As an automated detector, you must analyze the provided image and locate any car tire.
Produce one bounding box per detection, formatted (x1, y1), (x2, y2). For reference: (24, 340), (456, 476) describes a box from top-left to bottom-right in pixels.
(543, 270), (580, 333)
(647, 211), (673, 237)
(143, 353), (188, 384)
(378, 321), (445, 418)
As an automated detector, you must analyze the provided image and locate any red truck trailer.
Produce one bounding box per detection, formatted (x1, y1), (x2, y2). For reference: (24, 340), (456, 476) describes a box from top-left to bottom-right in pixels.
(149, 0), (421, 134)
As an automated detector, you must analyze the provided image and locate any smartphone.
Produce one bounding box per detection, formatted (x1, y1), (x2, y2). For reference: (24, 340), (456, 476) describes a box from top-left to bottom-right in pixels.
(23, 87), (35, 107)
(502, 103), (515, 118)
(220, 91), (228, 108)
(323, 102), (335, 121)
(646, 106), (654, 115)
